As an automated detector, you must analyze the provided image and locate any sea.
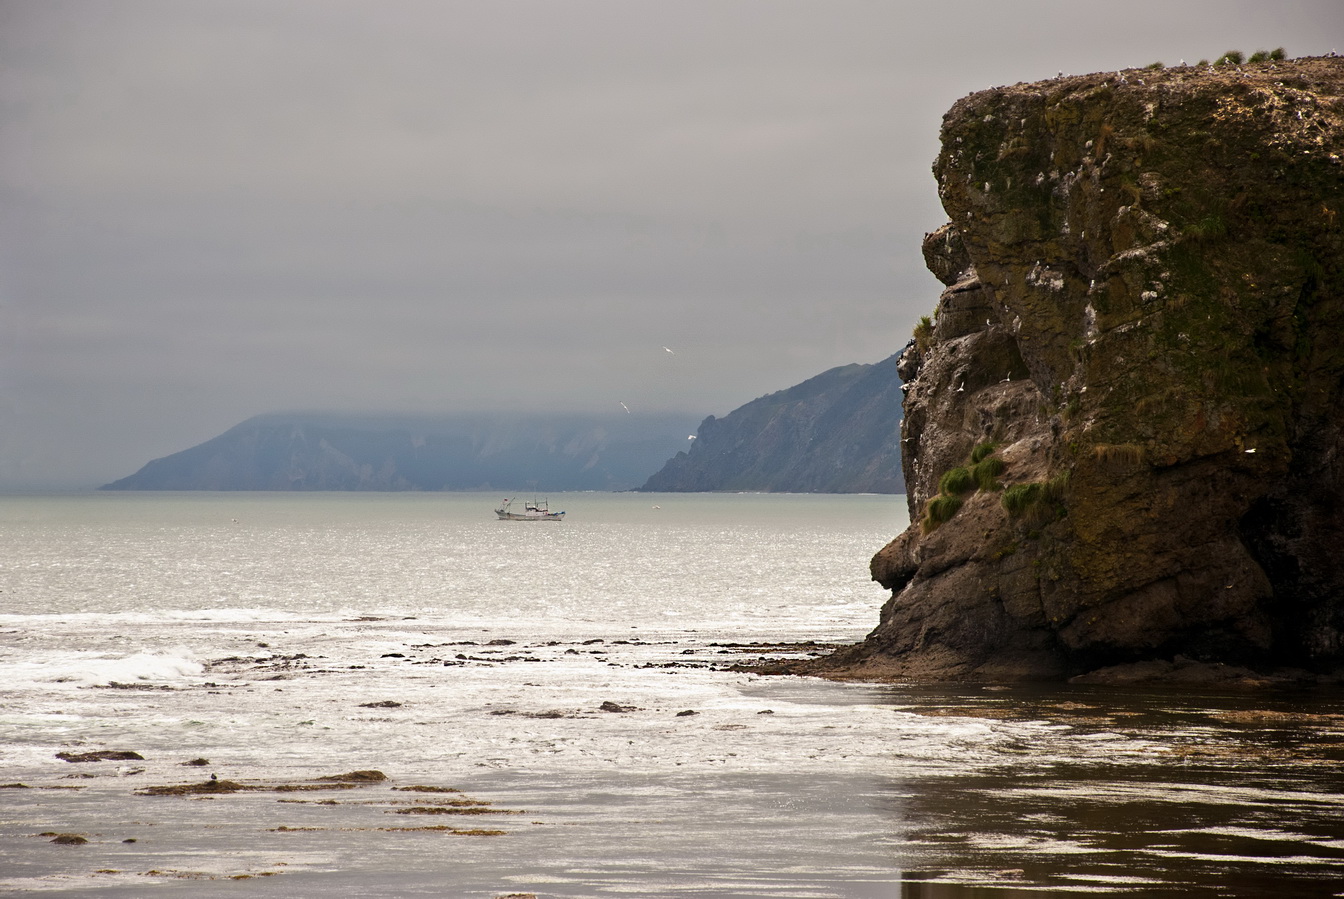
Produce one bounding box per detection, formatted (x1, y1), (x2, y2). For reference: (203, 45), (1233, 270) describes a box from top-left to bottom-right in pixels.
(1, 492), (1342, 898)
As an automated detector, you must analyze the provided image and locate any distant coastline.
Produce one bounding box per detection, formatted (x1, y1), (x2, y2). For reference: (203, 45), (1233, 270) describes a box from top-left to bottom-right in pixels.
(101, 412), (701, 493)
(103, 354), (907, 494)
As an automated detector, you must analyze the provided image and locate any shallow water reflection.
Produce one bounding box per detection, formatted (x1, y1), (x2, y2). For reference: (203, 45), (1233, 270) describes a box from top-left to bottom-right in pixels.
(877, 684), (1344, 897)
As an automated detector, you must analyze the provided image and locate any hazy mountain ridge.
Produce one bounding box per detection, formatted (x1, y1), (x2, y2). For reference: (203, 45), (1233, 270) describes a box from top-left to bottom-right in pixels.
(100, 412), (703, 492)
(639, 354), (905, 493)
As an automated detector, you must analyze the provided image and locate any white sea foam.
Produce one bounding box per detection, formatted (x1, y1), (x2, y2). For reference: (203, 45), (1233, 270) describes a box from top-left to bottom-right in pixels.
(2, 649), (203, 688)
(0, 607), (321, 627)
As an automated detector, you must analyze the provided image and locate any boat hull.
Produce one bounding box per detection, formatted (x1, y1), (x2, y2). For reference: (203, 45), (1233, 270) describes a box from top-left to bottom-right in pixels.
(494, 498), (565, 521)
(495, 509), (565, 521)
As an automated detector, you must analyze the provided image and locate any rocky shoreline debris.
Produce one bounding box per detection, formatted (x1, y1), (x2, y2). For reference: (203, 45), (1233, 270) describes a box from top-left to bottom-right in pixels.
(56, 750), (145, 763)
(118, 768), (523, 849)
(137, 769), (390, 796)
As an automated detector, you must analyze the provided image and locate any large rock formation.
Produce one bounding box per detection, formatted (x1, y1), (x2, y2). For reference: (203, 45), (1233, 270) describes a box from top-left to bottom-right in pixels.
(640, 354), (904, 493)
(101, 412), (701, 492)
(824, 57), (1344, 680)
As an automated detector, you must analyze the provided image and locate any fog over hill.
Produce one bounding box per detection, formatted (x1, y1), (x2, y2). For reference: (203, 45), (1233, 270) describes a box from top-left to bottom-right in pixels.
(101, 413), (701, 492)
(641, 354), (905, 493)
(103, 353), (908, 493)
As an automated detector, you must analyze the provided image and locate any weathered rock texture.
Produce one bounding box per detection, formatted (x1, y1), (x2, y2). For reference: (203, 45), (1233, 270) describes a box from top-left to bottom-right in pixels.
(823, 57), (1344, 680)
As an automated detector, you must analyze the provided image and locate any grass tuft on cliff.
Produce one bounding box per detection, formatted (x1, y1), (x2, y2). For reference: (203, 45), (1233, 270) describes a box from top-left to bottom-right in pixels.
(939, 467), (976, 495)
(970, 442), (999, 464)
(1001, 482), (1041, 516)
(1185, 214), (1227, 242)
(922, 495), (963, 532)
(913, 315), (935, 355)
(921, 444), (1007, 531)
(972, 456), (1006, 491)
(1091, 443), (1145, 469)
(1002, 471), (1071, 525)
(1213, 48), (1285, 66)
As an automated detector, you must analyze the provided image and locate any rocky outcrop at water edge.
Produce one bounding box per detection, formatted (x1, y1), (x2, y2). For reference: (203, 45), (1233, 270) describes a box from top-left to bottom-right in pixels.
(815, 56), (1344, 681)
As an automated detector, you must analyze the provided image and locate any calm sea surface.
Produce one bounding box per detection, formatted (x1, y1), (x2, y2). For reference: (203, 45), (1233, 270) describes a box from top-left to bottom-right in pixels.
(1, 492), (1342, 897)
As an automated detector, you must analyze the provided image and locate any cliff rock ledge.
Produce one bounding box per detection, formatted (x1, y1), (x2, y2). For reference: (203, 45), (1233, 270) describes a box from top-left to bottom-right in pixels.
(820, 57), (1344, 681)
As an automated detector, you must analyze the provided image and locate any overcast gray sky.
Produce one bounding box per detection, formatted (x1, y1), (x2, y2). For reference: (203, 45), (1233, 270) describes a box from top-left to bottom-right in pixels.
(2, 0), (1339, 488)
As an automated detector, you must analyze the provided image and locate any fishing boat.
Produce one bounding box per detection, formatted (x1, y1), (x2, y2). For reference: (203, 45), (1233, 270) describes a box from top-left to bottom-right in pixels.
(494, 497), (565, 521)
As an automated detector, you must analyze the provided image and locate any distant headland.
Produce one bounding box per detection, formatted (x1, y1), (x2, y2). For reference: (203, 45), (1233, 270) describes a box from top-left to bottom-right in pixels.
(101, 354), (907, 494)
(100, 412), (702, 492)
(639, 353), (904, 494)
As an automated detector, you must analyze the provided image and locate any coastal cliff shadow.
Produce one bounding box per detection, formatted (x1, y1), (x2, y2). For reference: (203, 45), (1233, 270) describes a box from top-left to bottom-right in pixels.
(872, 683), (1344, 897)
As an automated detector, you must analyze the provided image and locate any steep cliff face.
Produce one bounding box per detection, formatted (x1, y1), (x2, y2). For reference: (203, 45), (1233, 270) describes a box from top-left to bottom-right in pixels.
(834, 57), (1344, 679)
(640, 354), (904, 494)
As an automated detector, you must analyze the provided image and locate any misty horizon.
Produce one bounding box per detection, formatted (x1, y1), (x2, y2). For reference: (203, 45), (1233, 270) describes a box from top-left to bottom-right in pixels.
(3, 1), (1338, 488)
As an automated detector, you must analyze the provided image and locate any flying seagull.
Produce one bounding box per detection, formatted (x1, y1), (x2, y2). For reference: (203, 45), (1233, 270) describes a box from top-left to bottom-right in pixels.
(662, 346), (675, 355)
(619, 402), (631, 414)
